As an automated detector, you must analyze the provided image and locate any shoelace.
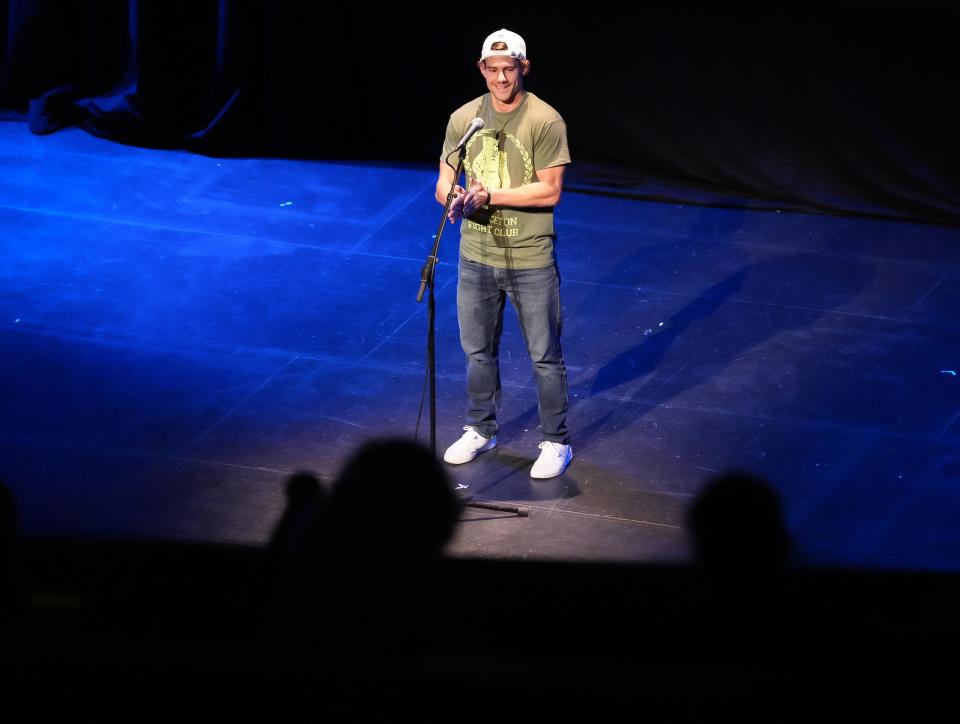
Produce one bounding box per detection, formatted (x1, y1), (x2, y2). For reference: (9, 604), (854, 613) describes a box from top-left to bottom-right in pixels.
(539, 441), (564, 456)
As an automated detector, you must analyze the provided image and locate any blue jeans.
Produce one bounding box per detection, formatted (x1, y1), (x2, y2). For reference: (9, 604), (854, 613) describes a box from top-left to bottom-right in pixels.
(456, 254), (570, 444)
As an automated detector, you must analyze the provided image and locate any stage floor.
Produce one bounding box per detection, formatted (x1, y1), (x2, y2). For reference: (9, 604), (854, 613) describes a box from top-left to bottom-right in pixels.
(2, 123), (958, 569)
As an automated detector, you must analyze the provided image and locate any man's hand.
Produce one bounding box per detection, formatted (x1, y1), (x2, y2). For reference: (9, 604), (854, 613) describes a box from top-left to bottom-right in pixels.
(462, 178), (491, 217)
(447, 184), (466, 223)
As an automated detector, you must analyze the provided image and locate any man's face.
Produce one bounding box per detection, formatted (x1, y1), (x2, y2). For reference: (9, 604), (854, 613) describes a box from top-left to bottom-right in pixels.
(480, 57), (524, 105)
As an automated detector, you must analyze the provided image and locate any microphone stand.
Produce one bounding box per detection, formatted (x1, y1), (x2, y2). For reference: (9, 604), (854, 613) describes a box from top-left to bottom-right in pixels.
(417, 147), (528, 518)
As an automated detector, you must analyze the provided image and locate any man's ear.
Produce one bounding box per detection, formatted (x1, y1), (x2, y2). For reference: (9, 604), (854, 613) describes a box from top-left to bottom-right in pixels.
(521, 59), (532, 76)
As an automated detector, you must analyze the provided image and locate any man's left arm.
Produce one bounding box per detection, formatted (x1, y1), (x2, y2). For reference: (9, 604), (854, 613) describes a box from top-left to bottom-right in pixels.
(462, 165), (566, 216)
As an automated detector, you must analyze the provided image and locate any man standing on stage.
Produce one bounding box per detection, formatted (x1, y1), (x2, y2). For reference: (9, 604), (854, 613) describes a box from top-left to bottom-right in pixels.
(437, 29), (572, 479)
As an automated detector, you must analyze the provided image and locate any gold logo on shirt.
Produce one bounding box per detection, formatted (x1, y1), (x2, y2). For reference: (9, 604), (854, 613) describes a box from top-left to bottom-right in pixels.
(466, 131), (534, 189)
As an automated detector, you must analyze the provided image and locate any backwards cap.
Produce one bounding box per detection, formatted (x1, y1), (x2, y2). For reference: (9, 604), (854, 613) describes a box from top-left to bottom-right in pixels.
(480, 29), (526, 61)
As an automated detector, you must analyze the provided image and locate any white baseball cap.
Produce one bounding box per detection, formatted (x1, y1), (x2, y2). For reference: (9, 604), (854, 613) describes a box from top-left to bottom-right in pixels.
(480, 29), (527, 61)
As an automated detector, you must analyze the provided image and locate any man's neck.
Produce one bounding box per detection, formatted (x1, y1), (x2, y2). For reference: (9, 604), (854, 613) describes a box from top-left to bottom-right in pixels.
(491, 90), (525, 114)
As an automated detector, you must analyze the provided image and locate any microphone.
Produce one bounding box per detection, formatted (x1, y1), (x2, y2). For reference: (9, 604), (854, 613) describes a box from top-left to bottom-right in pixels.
(453, 118), (484, 152)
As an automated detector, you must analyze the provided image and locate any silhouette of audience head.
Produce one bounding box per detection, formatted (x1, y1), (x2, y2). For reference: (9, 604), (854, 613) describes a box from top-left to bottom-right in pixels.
(686, 471), (791, 575)
(0, 480), (17, 605)
(268, 471), (327, 558)
(0, 480), (15, 545)
(327, 438), (461, 561)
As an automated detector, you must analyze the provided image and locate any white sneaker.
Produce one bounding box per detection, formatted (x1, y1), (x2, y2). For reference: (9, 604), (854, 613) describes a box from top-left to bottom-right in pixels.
(443, 426), (497, 464)
(530, 442), (573, 479)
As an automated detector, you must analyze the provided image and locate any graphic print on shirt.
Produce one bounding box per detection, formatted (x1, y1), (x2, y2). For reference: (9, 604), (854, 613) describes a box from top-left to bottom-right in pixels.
(471, 135), (511, 189)
(467, 130), (533, 190)
(464, 129), (534, 240)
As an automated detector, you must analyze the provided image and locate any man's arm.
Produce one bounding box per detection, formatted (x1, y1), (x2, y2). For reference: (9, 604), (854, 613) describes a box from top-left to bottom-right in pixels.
(436, 161), (466, 221)
(462, 165), (566, 216)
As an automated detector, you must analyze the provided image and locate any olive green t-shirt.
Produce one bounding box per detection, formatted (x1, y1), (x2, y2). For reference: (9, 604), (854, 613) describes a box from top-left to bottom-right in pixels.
(441, 92), (570, 269)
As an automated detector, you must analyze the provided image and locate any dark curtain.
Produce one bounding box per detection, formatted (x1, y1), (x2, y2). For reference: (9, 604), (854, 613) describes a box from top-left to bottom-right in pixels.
(1, 0), (958, 223)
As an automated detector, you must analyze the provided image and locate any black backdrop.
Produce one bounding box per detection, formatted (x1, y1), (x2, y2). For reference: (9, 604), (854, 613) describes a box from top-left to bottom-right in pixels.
(1, 0), (958, 223)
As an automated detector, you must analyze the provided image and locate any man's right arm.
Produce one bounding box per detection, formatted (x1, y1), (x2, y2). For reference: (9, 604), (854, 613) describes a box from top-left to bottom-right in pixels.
(436, 161), (466, 221)
(435, 162), (456, 204)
